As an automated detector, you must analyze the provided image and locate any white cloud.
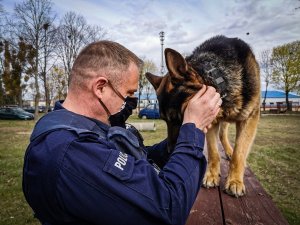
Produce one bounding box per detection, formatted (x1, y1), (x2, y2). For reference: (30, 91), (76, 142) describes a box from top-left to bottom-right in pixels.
(3, 0), (300, 79)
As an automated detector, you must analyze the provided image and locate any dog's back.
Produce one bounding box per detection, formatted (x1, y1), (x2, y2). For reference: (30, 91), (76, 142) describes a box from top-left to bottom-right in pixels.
(186, 35), (260, 121)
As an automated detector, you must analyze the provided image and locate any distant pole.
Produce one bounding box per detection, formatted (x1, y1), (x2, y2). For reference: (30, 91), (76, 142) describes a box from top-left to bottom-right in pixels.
(159, 31), (165, 75)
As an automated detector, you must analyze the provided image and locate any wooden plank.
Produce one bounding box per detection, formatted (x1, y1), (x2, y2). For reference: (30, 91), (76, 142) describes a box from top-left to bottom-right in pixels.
(186, 187), (223, 225)
(186, 144), (223, 225)
(219, 147), (289, 225)
(185, 144), (289, 225)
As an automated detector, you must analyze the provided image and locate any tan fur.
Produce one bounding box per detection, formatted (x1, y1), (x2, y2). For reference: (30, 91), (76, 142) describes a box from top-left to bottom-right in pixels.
(146, 37), (260, 197)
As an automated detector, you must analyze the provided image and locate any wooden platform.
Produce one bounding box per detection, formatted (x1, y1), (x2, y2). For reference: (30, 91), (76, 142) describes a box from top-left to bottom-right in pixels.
(186, 145), (289, 225)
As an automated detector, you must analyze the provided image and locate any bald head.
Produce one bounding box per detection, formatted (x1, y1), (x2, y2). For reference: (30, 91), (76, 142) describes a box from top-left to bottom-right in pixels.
(69, 41), (143, 91)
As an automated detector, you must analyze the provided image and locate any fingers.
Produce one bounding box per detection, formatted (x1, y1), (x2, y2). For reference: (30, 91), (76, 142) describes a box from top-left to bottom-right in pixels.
(198, 84), (207, 97)
(190, 85), (207, 101)
(208, 87), (221, 108)
(217, 98), (222, 107)
(191, 85), (220, 104)
(200, 86), (221, 117)
(182, 85), (222, 131)
(211, 95), (221, 114)
(203, 103), (221, 133)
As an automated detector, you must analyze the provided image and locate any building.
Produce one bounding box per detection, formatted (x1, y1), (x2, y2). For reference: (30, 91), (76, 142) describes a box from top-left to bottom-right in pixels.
(138, 90), (300, 112)
(22, 90), (300, 112)
(136, 93), (158, 108)
(261, 90), (300, 111)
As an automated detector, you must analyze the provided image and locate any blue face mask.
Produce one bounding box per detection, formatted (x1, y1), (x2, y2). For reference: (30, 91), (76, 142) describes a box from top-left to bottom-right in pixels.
(99, 81), (137, 128)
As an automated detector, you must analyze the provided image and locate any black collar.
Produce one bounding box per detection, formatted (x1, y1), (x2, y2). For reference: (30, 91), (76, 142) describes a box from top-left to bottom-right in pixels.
(202, 63), (227, 98)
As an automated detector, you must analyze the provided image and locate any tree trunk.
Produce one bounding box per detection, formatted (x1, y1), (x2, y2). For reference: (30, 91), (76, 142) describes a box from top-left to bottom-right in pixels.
(43, 73), (50, 114)
(34, 42), (40, 120)
(285, 91), (291, 111)
(43, 28), (49, 114)
(18, 89), (23, 108)
(34, 72), (40, 119)
(43, 68), (50, 113)
(263, 82), (269, 111)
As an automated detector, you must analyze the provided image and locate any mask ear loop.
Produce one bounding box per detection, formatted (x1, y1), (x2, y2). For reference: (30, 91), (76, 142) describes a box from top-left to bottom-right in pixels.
(98, 80), (112, 117)
(107, 80), (126, 101)
(98, 80), (125, 117)
(98, 99), (111, 117)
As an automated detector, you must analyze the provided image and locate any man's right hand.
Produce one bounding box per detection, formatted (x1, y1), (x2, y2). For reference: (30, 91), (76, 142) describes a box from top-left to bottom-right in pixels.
(182, 85), (221, 133)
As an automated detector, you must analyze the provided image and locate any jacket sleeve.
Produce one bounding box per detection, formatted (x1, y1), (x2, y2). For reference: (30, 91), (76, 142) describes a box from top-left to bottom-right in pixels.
(145, 139), (169, 168)
(56, 123), (206, 225)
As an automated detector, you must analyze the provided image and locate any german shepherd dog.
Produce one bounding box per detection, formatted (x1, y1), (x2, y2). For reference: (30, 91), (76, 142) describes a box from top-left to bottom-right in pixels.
(146, 35), (260, 197)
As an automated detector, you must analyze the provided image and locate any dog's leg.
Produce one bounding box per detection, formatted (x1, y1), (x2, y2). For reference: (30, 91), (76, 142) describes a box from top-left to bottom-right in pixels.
(203, 122), (220, 188)
(219, 122), (233, 160)
(225, 109), (260, 197)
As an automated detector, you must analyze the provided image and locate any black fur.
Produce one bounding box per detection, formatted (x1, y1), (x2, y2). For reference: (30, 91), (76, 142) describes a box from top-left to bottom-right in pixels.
(186, 35), (258, 111)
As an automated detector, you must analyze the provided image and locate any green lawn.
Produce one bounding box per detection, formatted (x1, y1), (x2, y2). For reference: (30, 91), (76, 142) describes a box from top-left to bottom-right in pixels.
(243, 115), (300, 225)
(0, 115), (299, 224)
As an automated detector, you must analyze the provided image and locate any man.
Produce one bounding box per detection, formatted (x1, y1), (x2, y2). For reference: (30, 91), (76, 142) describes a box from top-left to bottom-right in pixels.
(23, 41), (221, 225)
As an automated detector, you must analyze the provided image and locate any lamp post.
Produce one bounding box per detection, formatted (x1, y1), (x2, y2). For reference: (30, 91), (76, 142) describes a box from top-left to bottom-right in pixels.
(159, 31), (165, 75)
(43, 22), (50, 113)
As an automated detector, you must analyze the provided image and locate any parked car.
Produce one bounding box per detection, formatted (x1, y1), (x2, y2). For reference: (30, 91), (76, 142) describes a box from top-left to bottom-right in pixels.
(138, 103), (160, 119)
(0, 107), (34, 120)
(23, 106), (35, 113)
(38, 106), (53, 113)
(23, 106), (53, 113)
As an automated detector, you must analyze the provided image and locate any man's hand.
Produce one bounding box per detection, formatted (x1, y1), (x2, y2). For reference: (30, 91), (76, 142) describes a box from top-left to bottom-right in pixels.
(182, 85), (221, 133)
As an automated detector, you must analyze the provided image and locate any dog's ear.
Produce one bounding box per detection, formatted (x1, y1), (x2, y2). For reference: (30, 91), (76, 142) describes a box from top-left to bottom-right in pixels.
(165, 48), (188, 80)
(145, 72), (163, 90)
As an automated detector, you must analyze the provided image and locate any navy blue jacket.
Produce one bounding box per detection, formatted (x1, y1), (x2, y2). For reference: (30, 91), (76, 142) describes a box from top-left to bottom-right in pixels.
(23, 101), (207, 225)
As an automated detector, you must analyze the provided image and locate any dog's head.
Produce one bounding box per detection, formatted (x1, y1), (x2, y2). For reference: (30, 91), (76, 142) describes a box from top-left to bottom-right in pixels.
(145, 48), (205, 151)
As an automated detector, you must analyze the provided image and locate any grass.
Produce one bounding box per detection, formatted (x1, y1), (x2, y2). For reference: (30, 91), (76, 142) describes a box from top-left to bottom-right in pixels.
(241, 115), (300, 225)
(0, 120), (37, 225)
(0, 115), (299, 224)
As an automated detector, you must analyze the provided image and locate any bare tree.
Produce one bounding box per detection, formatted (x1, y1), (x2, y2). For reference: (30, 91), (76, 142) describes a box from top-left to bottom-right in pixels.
(260, 49), (272, 111)
(12, 0), (55, 119)
(39, 22), (58, 113)
(48, 65), (67, 103)
(0, 40), (4, 106)
(56, 11), (106, 86)
(0, 0), (6, 106)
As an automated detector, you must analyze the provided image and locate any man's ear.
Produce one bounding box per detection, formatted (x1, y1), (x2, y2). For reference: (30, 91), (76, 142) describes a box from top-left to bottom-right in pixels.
(93, 77), (108, 98)
(165, 48), (188, 81)
(145, 72), (163, 90)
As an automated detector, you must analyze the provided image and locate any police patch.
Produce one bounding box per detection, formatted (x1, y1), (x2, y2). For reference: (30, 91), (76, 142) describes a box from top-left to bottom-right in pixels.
(103, 150), (134, 181)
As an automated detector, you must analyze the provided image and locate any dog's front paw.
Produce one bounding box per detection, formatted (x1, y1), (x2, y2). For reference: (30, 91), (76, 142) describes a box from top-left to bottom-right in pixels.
(203, 170), (220, 188)
(225, 179), (245, 197)
(225, 151), (232, 160)
(224, 148), (233, 160)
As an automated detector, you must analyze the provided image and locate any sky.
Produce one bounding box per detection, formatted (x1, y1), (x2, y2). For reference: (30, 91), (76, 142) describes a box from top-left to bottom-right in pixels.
(2, 0), (300, 90)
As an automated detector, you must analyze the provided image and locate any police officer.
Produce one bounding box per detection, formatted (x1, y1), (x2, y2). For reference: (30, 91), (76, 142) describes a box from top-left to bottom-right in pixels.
(23, 41), (221, 225)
